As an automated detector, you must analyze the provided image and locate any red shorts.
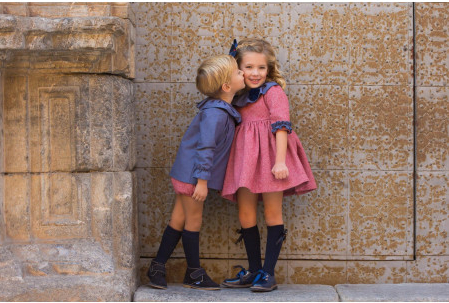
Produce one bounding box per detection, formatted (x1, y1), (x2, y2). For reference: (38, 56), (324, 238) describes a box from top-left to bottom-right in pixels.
(171, 177), (195, 196)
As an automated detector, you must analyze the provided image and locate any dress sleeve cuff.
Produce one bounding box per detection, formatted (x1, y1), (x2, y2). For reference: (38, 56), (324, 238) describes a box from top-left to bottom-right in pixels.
(192, 166), (211, 180)
(271, 121), (292, 134)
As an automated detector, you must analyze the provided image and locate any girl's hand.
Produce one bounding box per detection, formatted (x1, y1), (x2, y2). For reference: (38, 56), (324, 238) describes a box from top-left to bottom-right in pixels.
(272, 162), (289, 180)
(192, 179), (208, 203)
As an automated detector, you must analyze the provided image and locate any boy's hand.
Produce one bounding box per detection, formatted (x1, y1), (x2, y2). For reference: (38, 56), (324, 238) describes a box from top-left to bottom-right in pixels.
(192, 179), (208, 202)
(272, 162), (289, 180)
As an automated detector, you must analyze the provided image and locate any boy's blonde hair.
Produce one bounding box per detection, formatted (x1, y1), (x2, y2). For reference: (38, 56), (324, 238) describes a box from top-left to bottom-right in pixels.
(196, 55), (237, 98)
(235, 38), (286, 89)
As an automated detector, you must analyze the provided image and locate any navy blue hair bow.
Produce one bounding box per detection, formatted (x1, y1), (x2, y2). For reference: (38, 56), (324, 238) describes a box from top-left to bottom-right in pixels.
(229, 39), (238, 57)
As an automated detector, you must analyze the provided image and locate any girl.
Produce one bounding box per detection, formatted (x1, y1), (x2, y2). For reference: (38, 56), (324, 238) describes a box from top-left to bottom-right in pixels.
(147, 54), (245, 290)
(221, 38), (317, 292)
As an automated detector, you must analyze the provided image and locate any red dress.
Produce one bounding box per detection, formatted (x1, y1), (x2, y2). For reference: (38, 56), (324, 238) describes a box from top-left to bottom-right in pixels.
(221, 84), (317, 202)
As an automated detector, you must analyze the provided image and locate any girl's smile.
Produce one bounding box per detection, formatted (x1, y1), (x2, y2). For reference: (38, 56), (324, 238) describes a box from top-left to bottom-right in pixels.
(239, 52), (268, 89)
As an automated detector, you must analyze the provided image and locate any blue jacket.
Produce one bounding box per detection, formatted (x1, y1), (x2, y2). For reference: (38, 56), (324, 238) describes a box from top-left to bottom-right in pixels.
(170, 98), (241, 190)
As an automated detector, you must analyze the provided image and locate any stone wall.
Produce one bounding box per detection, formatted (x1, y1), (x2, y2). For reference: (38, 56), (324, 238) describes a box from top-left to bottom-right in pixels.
(133, 3), (447, 285)
(0, 3), (138, 301)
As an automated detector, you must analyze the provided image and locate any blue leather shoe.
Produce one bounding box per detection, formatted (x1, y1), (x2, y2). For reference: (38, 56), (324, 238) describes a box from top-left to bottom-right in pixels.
(250, 270), (278, 292)
(221, 265), (259, 288)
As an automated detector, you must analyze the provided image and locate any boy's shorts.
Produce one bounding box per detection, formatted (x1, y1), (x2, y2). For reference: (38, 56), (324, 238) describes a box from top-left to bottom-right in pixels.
(171, 177), (195, 196)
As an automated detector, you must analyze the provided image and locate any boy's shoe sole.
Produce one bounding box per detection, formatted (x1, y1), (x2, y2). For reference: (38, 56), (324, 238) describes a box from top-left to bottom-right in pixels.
(221, 282), (252, 288)
(250, 284), (278, 292)
(182, 283), (221, 291)
(147, 282), (167, 290)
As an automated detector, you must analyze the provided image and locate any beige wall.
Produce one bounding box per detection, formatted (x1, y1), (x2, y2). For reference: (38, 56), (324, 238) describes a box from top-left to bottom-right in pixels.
(133, 2), (447, 284)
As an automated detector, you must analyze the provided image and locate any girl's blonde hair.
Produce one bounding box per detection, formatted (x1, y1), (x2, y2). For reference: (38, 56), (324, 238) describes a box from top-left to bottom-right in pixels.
(235, 38), (286, 90)
(196, 54), (237, 98)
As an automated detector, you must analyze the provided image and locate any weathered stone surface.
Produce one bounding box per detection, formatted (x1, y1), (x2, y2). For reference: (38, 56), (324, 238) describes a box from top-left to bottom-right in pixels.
(2, 72), (135, 173)
(113, 171), (139, 269)
(0, 270), (136, 301)
(407, 256), (449, 283)
(0, 14), (135, 77)
(286, 170), (348, 259)
(348, 85), (413, 171)
(134, 284), (339, 302)
(346, 261), (407, 284)
(416, 87), (448, 171)
(4, 174), (30, 241)
(348, 171), (413, 259)
(3, 74), (28, 172)
(336, 283), (449, 302)
(415, 3), (448, 87)
(288, 260), (347, 285)
(416, 172), (448, 256)
(0, 172), (138, 301)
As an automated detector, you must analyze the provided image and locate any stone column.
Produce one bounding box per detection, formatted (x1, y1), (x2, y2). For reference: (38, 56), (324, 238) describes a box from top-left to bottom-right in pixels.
(0, 11), (138, 301)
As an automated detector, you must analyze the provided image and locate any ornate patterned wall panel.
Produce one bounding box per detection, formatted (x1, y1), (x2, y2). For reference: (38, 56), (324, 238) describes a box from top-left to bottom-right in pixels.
(415, 2), (449, 282)
(415, 3), (448, 87)
(133, 2), (447, 284)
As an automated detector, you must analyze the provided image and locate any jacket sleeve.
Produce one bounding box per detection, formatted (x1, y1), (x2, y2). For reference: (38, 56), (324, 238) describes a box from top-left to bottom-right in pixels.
(265, 86), (293, 134)
(192, 108), (227, 181)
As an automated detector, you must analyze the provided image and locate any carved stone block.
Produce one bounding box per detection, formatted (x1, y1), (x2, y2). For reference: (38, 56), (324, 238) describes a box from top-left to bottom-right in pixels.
(1, 72), (135, 173)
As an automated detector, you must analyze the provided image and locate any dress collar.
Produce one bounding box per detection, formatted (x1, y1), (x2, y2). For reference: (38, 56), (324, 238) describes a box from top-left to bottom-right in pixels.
(232, 82), (279, 108)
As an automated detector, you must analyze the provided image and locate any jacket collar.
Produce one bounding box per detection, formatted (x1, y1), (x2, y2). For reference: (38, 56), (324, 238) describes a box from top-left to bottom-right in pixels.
(232, 82), (279, 107)
(197, 98), (242, 124)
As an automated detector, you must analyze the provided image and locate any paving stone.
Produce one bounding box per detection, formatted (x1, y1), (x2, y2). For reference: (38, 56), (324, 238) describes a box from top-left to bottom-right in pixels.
(336, 283), (449, 302)
(134, 284), (339, 302)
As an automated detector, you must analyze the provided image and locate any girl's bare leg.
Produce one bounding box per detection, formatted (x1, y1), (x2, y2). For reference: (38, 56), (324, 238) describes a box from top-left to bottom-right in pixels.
(237, 187), (258, 228)
(262, 191), (284, 226)
(236, 187), (262, 273)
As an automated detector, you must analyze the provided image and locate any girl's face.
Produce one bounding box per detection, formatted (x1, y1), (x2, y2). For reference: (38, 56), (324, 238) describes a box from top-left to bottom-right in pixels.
(239, 52), (268, 89)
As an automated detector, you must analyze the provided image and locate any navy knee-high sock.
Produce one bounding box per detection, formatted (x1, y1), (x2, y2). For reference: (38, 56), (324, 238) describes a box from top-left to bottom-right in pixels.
(242, 225), (262, 273)
(154, 225), (183, 264)
(182, 229), (200, 268)
(263, 224), (286, 276)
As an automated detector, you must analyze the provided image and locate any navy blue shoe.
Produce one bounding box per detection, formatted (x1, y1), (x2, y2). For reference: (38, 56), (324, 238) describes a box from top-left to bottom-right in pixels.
(221, 265), (259, 288)
(250, 270), (278, 292)
(183, 267), (221, 290)
(147, 261), (167, 289)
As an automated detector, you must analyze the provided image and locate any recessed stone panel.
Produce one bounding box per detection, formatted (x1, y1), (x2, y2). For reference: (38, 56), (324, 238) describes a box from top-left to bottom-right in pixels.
(30, 173), (90, 240)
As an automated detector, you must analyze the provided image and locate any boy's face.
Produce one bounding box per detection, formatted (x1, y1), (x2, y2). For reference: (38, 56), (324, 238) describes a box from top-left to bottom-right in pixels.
(228, 66), (246, 93)
(239, 52), (268, 89)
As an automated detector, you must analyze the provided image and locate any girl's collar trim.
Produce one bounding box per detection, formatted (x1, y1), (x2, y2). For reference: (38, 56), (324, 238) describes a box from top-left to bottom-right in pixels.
(233, 82), (279, 107)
